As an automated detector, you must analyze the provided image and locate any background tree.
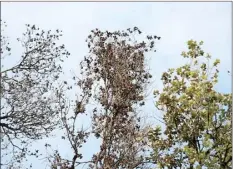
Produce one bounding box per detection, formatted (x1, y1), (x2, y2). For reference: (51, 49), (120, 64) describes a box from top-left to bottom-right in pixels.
(149, 40), (232, 169)
(0, 21), (70, 167)
(47, 83), (91, 169)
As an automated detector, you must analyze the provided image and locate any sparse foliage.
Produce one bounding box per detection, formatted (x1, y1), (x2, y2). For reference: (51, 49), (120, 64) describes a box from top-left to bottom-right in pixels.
(0, 22), (70, 166)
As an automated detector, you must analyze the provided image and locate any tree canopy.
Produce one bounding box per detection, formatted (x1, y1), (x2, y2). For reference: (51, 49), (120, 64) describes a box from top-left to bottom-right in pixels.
(0, 22), (231, 169)
(1, 21), (70, 167)
(149, 40), (232, 169)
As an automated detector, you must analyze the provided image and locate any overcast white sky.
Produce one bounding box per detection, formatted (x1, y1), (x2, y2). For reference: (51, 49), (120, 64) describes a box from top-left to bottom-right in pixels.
(1, 2), (232, 169)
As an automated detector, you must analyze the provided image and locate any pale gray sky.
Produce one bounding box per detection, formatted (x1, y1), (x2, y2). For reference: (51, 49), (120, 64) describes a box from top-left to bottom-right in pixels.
(1, 2), (232, 169)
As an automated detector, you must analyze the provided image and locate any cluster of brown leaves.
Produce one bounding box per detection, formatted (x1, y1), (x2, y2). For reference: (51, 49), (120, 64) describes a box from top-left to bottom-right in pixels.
(48, 27), (160, 169)
(77, 27), (160, 169)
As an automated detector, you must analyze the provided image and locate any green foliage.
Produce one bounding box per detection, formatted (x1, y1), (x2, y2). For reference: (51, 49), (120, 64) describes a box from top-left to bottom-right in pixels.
(149, 40), (232, 169)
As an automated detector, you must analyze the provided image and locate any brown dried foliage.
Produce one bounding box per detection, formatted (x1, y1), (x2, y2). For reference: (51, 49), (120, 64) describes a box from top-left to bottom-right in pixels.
(77, 27), (160, 169)
(49, 27), (160, 169)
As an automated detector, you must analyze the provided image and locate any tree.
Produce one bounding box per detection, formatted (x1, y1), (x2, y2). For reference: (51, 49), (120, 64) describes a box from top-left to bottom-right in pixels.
(49, 27), (161, 169)
(149, 40), (232, 169)
(0, 21), (70, 167)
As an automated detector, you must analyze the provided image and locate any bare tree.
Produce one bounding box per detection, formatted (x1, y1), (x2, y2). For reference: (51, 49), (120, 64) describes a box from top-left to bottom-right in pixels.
(0, 22), (70, 167)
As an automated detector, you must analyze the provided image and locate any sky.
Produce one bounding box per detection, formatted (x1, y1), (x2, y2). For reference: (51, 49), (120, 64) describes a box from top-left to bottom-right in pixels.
(1, 2), (232, 169)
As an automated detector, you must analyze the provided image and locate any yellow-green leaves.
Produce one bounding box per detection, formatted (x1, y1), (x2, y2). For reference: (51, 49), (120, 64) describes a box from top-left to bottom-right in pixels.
(168, 68), (175, 74)
(153, 90), (160, 97)
(176, 67), (182, 75)
(199, 50), (204, 56)
(199, 41), (204, 45)
(201, 63), (207, 71)
(187, 39), (197, 50)
(190, 70), (198, 78)
(181, 51), (188, 58)
(213, 59), (220, 66)
(149, 40), (232, 169)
